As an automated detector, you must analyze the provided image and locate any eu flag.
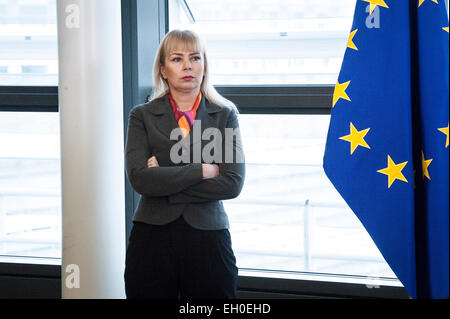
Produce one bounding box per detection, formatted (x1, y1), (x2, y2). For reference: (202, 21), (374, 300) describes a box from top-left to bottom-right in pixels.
(323, 0), (449, 299)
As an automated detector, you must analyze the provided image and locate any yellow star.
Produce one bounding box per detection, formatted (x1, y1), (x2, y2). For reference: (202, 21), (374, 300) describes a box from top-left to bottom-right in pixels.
(377, 155), (408, 188)
(362, 0), (389, 14)
(438, 122), (449, 148)
(347, 29), (359, 51)
(333, 80), (351, 107)
(421, 151), (433, 181)
(418, 0), (438, 7)
(443, 27), (449, 33)
(339, 122), (371, 155)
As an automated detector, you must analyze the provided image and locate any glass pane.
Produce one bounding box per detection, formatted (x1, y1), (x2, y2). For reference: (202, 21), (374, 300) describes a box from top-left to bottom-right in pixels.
(224, 114), (399, 281)
(169, 0), (357, 85)
(0, 0), (58, 86)
(0, 112), (61, 259)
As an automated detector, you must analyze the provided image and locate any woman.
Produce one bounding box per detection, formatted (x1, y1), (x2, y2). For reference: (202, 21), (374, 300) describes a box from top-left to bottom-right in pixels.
(124, 29), (245, 299)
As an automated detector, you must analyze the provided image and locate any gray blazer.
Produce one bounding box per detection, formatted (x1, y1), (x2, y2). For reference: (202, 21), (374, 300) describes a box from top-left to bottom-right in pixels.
(125, 94), (245, 230)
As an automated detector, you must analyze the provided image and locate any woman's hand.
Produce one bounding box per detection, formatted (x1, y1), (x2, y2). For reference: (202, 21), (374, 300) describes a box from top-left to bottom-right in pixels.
(202, 164), (219, 179)
(147, 156), (159, 168)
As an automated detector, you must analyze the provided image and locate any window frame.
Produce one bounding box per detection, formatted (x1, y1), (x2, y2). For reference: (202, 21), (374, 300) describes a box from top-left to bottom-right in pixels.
(0, 86), (58, 112)
(216, 85), (333, 114)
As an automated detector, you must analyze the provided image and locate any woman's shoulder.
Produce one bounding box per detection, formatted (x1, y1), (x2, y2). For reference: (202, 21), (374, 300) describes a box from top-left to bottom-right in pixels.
(205, 97), (238, 117)
(130, 95), (168, 116)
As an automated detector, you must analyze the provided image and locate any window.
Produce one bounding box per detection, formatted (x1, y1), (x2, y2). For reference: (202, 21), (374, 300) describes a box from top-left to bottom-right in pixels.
(0, 0), (60, 262)
(226, 114), (397, 281)
(169, 0), (356, 85)
(169, 0), (402, 288)
(0, 112), (61, 259)
(0, 0), (58, 86)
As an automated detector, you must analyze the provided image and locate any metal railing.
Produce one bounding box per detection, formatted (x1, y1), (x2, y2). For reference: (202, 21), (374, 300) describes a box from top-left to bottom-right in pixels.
(0, 190), (60, 256)
(225, 197), (389, 273)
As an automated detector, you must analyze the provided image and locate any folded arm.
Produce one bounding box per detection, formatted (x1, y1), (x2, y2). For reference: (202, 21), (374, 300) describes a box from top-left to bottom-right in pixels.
(168, 108), (246, 204)
(125, 106), (203, 197)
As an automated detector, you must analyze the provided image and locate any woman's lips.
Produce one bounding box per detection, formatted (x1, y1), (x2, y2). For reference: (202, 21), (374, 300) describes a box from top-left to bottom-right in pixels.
(182, 76), (194, 80)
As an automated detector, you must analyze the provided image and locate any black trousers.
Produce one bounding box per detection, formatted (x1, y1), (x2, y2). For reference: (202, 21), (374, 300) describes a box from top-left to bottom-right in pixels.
(124, 216), (238, 299)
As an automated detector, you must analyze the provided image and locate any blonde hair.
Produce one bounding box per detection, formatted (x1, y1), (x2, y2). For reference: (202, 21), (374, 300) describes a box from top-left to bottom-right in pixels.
(151, 29), (238, 112)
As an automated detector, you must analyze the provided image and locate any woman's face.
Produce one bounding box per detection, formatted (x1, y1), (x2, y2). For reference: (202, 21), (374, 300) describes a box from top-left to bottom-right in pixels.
(160, 47), (204, 94)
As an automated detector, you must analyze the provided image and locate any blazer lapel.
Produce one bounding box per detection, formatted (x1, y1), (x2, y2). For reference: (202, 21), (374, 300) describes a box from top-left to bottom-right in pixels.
(150, 95), (181, 142)
(189, 95), (223, 147)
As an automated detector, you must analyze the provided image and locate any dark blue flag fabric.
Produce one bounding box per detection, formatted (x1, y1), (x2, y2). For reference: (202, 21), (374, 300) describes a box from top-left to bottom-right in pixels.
(323, 0), (449, 299)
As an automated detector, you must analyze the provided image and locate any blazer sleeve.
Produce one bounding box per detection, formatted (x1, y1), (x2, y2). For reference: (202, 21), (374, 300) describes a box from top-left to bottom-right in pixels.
(167, 108), (245, 204)
(125, 106), (203, 197)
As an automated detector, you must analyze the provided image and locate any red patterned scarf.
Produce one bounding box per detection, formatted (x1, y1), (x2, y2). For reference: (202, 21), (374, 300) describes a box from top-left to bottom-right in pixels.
(168, 91), (202, 139)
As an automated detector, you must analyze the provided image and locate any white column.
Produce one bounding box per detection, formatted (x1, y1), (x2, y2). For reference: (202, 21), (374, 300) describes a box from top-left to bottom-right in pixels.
(57, 0), (126, 299)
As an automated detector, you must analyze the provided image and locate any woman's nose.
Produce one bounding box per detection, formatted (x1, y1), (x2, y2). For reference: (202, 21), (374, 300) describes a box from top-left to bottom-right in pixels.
(183, 59), (192, 70)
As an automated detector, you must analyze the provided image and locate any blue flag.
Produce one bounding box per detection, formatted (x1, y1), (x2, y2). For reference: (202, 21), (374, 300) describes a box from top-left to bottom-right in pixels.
(323, 0), (449, 299)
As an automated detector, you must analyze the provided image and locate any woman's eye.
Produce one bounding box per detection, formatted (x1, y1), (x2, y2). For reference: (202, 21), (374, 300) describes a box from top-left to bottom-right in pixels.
(172, 57), (181, 62)
(192, 56), (201, 61)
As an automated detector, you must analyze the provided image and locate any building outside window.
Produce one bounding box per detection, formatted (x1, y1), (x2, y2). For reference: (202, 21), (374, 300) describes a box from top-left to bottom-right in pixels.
(0, 0), (58, 86)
